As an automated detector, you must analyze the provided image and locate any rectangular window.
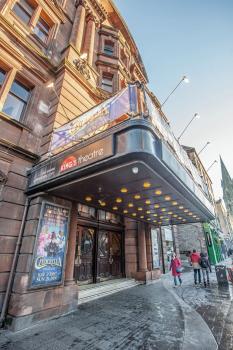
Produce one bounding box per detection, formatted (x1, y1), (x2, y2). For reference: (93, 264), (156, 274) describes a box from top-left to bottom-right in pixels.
(104, 41), (114, 56)
(101, 74), (113, 93)
(77, 204), (96, 218)
(2, 79), (31, 121)
(34, 16), (50, 44)
(12, 0), (35, 25)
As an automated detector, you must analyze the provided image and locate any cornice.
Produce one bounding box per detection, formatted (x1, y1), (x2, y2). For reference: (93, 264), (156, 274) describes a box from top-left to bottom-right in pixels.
(41, 0), (66, 23)
(0, 138), (39, 161)
(85, 0), (107, 23)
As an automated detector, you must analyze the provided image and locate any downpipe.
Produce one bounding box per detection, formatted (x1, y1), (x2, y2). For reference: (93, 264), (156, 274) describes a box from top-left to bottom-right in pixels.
(0, 192), (46, 328)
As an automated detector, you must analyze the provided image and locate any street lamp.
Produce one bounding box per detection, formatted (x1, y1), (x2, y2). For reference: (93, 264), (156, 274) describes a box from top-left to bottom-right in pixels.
(178, 113), (200, 141)
(198, 141), (210, 156)
(160, 75), (189, 109)
(207, 160), (217, 172)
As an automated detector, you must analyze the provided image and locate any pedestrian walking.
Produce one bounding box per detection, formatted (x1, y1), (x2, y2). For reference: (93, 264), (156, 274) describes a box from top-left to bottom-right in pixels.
(190, 249), (201, 285)
(199, 252), (211, 287)
(170, 253), (182, 287)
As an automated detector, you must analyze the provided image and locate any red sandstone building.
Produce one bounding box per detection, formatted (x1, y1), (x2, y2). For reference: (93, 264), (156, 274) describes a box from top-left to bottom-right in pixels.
(0, 0), (215, 330)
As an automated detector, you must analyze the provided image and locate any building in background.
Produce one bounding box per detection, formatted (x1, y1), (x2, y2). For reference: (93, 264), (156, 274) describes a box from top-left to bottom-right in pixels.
(215, 198), (233, 253)
(220, 157), (233, 230)
(0, 0), (215, 331)
(175, 146), (223, 264)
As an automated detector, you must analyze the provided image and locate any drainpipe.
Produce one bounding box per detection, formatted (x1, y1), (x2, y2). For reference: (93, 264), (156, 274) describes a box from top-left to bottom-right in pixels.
(0, 192), (46, 327)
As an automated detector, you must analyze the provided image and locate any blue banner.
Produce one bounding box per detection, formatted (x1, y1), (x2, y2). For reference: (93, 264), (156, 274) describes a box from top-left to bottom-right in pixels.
(30, 202), (70, 288)
(50, 84), (138, 152)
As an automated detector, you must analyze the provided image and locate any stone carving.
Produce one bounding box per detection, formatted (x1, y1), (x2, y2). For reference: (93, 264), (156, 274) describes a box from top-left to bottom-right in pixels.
(73, 58), (91, 80)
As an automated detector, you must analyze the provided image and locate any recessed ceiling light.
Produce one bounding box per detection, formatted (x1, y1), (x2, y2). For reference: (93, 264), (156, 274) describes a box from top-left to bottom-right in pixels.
(164, 195), (171, 201)
(179, 206), (184, 210)
(184, 209), (188, 213)
(145, 199), (151, 205)
(120, 187), (128, 193)
(116, 198), (122, 203)
(161, 208), (166, 212)
(153, 220), (157, 223)
(193, 215), (197, 218)
(85, 196), (92, 202)
(134, 194), (141, 199)
(182, 219), (186, 222)
(188, 213), (192, 216)
(160, 216), (164, 219)
(178, 217), (182, 220)
(165, 218), (169, 221)
(172, 201), (178, 206)
(173, 214), (178, 217)
(140, 215), (144, 219)
(113, 206), (118, 210)
(147, 218), (151, 221)
(143, 182), (151, 188)
(138, 207), (143, 211)
(100, 201), (106, 207)
(154, 204), (160, 208)
(155, 190), (162, 195)
(128, 203), (134, 207)
(158, 221), (162, 224)
(123, 210), (128, 214)
(146, 210), (151, 214)
(132, 213), (137, 217)
(153, 214), (158, 217)
(168, 211), (173, 215)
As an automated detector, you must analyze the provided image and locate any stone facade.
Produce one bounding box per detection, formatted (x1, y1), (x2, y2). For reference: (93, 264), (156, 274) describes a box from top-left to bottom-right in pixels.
(0, 0), (161, 330)
(176, 223), (207, 255)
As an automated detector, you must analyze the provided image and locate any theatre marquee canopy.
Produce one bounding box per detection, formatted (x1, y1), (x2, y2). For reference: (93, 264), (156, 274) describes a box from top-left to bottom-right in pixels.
(27, 84), (215, 227)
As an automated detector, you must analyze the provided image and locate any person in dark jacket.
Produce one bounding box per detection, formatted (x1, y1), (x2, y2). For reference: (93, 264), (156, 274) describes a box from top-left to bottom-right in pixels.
(199, 252), (211, 287)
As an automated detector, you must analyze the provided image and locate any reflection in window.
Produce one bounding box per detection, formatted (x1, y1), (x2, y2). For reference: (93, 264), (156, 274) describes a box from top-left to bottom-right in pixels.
(34, 16), (50, 44)
(2, 80), (31, 121)
(12, 0), (35, 25)
(101, 74), (113, 93)
(77, 204), (96, 218)
(104, 41), (114, 56)
(0, 69), (6, 87)
(98, 210), (120, 224)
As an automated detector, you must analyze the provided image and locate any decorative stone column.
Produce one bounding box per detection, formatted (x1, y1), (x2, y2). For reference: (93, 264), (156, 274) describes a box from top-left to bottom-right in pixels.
(136, 222), (151, 283)
(70, 0), (86, 52)
(86, 15), (96, 66)
(64, 202), (78, 285)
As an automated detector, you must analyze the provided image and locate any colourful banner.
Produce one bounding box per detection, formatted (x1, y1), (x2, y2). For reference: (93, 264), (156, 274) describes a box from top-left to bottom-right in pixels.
(50, 84), (137, 152)
(30, 202), (70, 288)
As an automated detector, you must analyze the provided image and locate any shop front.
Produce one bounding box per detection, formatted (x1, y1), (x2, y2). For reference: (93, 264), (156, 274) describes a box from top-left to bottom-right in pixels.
(6, 84), (215, 330)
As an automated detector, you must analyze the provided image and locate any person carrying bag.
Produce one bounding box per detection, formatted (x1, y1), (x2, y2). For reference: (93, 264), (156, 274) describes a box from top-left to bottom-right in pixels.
(170, 253), (183, 287)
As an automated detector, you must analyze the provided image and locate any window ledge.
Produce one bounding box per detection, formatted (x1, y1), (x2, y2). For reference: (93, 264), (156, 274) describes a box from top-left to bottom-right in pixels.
(0, 112), (31, 132)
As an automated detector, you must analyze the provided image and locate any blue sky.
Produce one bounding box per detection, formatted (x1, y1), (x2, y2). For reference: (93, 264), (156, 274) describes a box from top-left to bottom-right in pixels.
(114, 0), (233, 199)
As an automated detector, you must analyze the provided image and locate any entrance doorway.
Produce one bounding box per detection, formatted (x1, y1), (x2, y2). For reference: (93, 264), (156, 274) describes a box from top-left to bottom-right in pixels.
(74, 226), (122, 284)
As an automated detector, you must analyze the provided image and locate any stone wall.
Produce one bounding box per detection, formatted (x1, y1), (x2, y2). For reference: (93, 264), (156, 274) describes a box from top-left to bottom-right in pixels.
(176, 223), (207, 254)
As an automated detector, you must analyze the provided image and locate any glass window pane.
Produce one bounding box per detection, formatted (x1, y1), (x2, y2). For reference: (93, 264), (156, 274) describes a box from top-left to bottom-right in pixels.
(2, 93), (25, 121)
(0, 69), (6, 86)
(12, 0), (34, 25)
(38, 17), (50, 34)
(34, 17), (50, 43)
(10, 80), (30, 102)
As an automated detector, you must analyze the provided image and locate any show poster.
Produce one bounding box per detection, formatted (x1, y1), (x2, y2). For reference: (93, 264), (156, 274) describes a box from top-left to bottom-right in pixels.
(30, 202), (70, 288)
(151, 228), (160, 269)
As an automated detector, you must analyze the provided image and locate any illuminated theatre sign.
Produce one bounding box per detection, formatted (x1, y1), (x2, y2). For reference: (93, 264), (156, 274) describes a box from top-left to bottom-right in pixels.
(30, 202), (70, 288)
(50, 84), (137, 153)
(29, 136), (113, 187)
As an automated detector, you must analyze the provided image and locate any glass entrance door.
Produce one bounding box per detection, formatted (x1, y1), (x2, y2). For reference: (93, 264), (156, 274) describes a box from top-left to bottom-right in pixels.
(74, 226), (95, 283)
(98, 231), (122, 281)
(74, 227), (122, 284)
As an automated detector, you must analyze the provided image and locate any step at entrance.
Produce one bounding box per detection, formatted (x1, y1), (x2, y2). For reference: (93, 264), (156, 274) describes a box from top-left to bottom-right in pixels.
(78, 278), (140, 305)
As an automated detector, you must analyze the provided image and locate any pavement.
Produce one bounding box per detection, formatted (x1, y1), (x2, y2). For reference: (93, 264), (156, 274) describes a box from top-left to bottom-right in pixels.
(0, 269), (233, 350)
